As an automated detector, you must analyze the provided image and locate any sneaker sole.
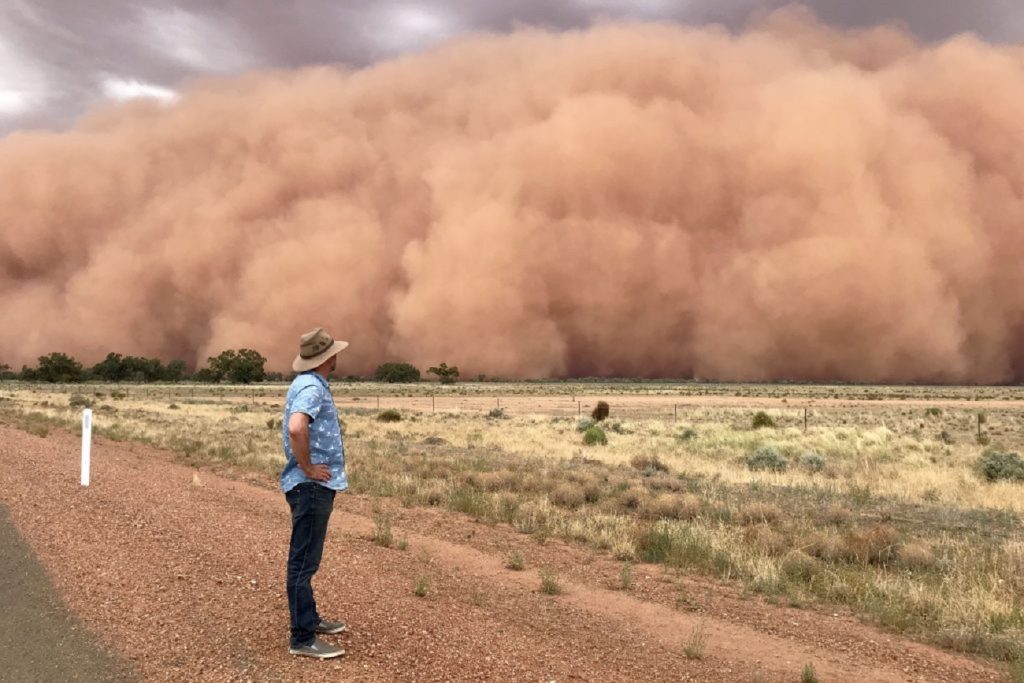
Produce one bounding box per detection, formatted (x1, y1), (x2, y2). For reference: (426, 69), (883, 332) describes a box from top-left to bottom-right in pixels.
(289, 648), (346, 659)
(315, 625), (348, 635)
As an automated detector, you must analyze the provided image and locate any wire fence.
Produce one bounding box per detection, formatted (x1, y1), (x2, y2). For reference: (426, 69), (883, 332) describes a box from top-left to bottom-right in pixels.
(5, 381), (1023, 434)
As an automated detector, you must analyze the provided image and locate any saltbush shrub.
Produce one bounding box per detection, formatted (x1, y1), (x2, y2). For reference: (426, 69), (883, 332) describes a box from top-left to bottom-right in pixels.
(799, 452), (826, 472)
(583, 426), (607, 446)
(377, 408), (402, 423)
(576, 418), (595, 433)
(752, 411), (776, 429)
(746, 447), (788, 473)
(976, 450), (1024, 483)
(591, 401), (610, 422)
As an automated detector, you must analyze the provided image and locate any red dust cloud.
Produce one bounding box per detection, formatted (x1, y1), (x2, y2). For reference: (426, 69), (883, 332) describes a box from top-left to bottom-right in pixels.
(2, 9), (1024, 382)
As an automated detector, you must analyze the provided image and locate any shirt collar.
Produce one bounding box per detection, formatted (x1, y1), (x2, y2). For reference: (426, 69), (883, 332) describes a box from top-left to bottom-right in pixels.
(302, 370), (329, 390)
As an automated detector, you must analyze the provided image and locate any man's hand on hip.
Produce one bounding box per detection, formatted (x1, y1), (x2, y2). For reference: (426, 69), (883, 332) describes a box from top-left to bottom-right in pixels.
(302, 464), (332, 482)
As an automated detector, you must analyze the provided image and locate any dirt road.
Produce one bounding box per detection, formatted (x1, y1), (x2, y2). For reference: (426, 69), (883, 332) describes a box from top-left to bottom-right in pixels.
(0, 424), (1003, 682)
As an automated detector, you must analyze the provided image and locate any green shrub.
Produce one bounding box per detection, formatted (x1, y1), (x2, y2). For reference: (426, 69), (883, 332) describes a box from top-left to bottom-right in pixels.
(752, 411), (775, 429)
(583, 426), (607, 446)
(976, 450), (1024, 483)
(676, 428), (698, 442)
(746, 447), (788, 473)
(487, 407), (506, 419)
(377, 408), (402, 423)
(925, 407), (942, 417)
(576, 418), (595, 433)
(374, 362), (420, 383)
(799, 452), (826, 472)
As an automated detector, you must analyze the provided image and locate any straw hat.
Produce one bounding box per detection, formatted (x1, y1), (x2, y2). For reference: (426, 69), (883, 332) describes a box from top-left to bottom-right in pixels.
(292, 327), (349, 372)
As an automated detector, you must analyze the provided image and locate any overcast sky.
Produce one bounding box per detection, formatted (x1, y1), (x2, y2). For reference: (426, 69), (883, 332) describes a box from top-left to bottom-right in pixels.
(1, 0), (1021, 136)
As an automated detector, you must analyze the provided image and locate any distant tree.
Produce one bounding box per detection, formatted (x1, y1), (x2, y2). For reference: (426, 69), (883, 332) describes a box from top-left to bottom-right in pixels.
(202, 348), (266, 384)
(193, 367), (217, 383)
(374, 362), (421, 383)
(35, 352), (84, 383)
(427, 362), (460, 385)
(19, 365), (38, 381)
(0, 363), (13, 380)
(163, 359), (188, 382)
(227, 349), (266, 383)
(91, 352), (129, 382)
(122, 356), (166, 382)
(204, 350), (236, 383)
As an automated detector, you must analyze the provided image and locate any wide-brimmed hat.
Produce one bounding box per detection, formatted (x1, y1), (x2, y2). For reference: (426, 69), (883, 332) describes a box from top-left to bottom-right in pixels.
(292, 327), (349, 373)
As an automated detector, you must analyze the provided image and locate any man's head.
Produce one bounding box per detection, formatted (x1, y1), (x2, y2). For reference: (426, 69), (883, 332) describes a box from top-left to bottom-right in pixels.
(292, 327), (349, 376)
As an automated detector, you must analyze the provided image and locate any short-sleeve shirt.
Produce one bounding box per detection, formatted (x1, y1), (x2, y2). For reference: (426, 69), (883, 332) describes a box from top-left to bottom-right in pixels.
(279, 371), (347, 493)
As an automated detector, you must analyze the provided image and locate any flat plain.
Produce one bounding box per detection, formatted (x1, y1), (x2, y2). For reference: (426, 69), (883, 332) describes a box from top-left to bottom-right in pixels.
(1, 379), (1022, 681)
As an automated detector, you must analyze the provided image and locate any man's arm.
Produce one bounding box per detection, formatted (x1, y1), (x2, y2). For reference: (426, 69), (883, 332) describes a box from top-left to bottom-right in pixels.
(288, 412), (330, 482)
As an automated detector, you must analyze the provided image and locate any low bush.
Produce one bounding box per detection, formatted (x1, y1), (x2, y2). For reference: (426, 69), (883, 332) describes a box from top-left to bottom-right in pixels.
(976, 450), (1024, 483)
(576, 418), (595, 433)
(591, 401), (610, 422)
(752, 411), (776, 429)
(676, 428), (698, 442)
(583, 426), (607, 446)
(799, 452), (826, 472)
(377, 408), (402, 423)
(746, 447), (788, 473)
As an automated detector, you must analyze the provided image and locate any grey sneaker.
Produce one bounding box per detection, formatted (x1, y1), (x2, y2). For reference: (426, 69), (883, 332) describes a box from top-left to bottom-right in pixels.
(289, 637), (345, 659)
(315, 619), (348, 635)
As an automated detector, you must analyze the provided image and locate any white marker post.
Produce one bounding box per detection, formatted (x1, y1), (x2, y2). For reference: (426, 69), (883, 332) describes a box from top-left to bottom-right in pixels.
(81, 408), (92, 487)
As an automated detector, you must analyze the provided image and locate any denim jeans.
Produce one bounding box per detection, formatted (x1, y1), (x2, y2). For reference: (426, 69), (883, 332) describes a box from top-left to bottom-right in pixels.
(285, 482), (336, 647)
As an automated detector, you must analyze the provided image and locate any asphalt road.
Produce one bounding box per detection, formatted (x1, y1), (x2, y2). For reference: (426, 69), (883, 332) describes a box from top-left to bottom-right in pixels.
(0, 503), (134, 682)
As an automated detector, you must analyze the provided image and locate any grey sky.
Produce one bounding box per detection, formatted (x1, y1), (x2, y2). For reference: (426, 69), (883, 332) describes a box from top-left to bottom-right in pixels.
(1, 0), (1021, 135)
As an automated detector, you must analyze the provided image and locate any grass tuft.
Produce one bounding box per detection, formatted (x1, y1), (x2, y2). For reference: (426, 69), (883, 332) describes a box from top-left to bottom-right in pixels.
(539, 569), (562, 595)
(683, 624), (707, 660)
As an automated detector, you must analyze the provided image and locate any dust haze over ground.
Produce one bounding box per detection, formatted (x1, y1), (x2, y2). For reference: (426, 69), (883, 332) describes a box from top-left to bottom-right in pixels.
(2, 7), (1024, 382)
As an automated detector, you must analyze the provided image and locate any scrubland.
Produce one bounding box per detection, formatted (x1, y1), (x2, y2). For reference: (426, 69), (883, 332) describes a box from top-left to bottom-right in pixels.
(2, 380), (1022, 667)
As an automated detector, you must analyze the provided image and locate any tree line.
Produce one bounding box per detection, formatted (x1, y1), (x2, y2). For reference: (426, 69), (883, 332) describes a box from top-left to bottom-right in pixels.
(1, 354), (461, 385)
(0, 349), (270, 384)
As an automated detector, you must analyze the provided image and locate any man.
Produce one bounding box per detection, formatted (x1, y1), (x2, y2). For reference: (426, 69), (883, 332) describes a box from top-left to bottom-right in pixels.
(280, 327), (350, 659)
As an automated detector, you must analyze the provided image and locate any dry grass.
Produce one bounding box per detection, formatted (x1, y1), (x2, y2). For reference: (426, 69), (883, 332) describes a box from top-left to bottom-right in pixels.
(2, 380), (1023, 662)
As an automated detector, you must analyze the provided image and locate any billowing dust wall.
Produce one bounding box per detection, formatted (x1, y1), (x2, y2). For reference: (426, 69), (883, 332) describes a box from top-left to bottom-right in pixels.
(2, 10), (1024, 381)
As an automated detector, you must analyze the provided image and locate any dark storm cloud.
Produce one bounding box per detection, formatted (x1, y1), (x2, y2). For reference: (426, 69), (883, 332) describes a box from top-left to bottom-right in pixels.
(1, 1), (1022, 134)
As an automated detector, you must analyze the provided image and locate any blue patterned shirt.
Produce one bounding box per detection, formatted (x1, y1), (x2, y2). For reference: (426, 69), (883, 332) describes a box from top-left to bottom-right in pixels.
(279, 371), (348, 493)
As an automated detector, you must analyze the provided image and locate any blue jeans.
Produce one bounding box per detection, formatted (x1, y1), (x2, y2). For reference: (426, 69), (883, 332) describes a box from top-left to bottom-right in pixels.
(285, 482), (336, 647)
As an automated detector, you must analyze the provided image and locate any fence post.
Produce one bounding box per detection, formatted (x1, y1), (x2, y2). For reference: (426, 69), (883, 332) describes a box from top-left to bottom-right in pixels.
(432, 394), (435, 413)
(804, 407), (808, 432)
(674, 404), (678, 421)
